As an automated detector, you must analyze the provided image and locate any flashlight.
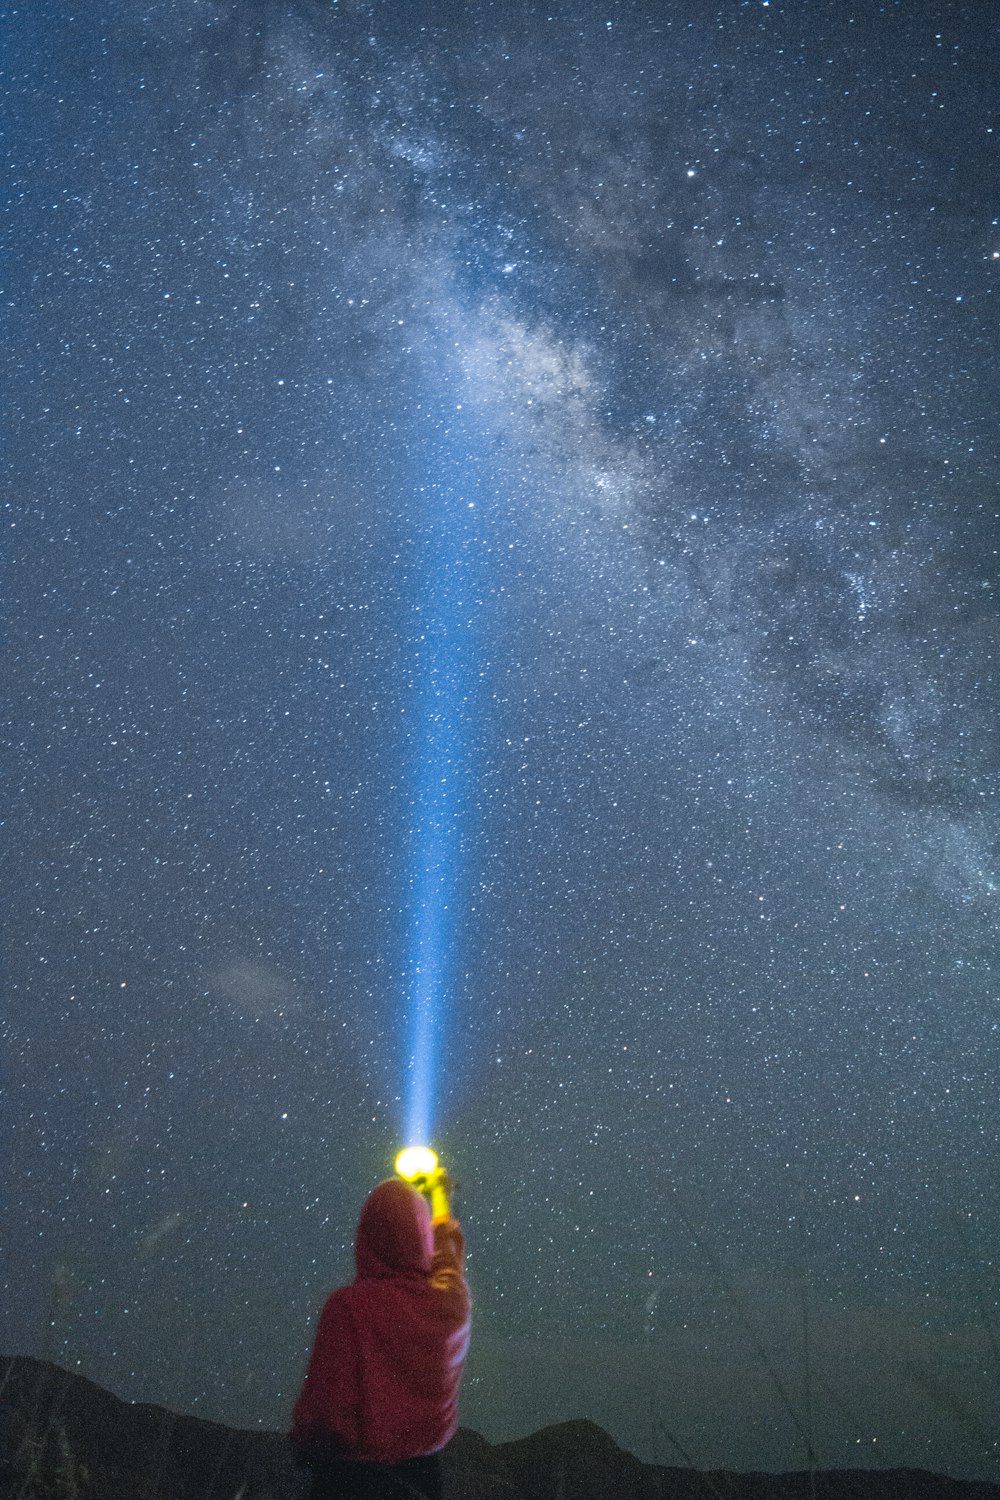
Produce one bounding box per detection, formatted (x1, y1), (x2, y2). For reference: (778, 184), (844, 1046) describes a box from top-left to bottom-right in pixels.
(395, 1146), (438, 1184)
(394, 1145), (450, 1222)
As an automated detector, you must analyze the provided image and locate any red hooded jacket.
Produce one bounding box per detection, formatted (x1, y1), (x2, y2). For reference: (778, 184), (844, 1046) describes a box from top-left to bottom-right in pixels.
(291, 1179), (471, 1464)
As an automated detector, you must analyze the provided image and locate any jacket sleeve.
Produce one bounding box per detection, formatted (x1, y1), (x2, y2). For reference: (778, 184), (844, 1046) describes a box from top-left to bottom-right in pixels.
(290, 1291), (361, 1457)
(429, 1218), (471, 1327)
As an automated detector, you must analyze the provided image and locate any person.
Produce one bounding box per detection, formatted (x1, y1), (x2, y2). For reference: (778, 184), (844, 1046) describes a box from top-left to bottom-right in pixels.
(291, 1165), (471, 1499)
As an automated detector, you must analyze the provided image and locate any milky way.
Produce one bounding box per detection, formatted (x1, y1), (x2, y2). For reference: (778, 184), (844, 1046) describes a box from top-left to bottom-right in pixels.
(2, 0), (996, 1481)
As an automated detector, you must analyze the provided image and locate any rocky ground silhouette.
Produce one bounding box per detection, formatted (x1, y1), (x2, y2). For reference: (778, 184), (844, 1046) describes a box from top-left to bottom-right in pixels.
(1, 1357), (996, 1499)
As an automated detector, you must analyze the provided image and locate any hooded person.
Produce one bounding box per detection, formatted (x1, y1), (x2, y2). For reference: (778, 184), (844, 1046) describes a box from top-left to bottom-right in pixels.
(291, 1170), (471, 1500)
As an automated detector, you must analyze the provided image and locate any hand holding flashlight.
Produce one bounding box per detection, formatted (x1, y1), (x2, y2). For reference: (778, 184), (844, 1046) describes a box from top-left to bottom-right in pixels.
(394, 1146), (453, 1223)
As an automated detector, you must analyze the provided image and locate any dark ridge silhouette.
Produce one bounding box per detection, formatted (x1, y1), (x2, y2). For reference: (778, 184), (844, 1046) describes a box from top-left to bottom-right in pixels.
(1, 1356), (996, 1500)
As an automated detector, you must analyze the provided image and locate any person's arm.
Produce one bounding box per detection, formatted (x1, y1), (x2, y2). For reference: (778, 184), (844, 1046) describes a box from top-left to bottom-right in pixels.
(290, 1292), (361, 1459)
(429, 1214), (471, 1328)
(408, 1161), (469, 1318)
(426, 1171), (470, 1320)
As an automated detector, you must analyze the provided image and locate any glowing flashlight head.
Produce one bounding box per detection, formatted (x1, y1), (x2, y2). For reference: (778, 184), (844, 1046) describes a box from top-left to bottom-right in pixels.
(395, 1145), (439, 1185)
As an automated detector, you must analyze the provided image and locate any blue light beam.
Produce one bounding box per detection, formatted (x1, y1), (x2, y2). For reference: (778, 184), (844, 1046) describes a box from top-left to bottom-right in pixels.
(402, 469), (481, 1149)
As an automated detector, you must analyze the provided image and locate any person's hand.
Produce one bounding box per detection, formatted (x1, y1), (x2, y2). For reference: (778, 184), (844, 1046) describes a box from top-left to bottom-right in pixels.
(427, 1167), (454, 1198)
(425, 1166), (455, 1223)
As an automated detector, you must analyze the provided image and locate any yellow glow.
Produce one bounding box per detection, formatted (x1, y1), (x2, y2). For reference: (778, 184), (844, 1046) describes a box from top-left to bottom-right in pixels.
(395, 1145), (438, 1182)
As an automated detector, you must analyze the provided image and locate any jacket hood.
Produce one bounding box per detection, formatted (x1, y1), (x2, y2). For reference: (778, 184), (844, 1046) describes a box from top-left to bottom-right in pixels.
(355, 1179), (434, 1280)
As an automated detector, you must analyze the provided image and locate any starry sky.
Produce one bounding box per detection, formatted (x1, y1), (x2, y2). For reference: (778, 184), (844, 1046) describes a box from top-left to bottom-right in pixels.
(2, 0), (997, 1483)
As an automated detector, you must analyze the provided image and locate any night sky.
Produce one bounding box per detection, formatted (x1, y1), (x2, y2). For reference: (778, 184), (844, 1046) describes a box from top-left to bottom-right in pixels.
(2, 0), (997, 1483)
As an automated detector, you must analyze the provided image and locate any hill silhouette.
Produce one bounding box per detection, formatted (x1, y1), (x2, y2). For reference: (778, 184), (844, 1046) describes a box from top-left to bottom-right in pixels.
(0, 1356), (996, 1500)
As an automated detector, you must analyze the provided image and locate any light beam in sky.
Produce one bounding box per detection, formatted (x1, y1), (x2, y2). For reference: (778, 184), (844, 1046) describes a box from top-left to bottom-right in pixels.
(402, 437), (481, 1149)
(405, 679), (461, 1147)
